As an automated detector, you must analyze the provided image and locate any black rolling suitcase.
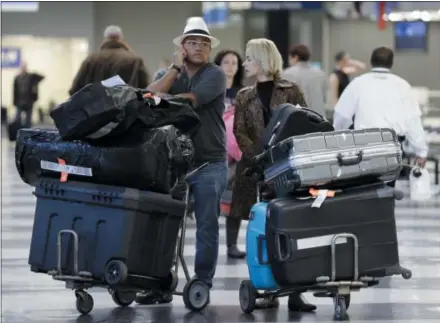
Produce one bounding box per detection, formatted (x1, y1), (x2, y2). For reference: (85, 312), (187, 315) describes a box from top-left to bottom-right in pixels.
(8, 120), (23, 141)
(29, 178), (185, 285)
(265, 184), (404, 287)
(261, 103), (334, 149)
(258, 128), (403, 196)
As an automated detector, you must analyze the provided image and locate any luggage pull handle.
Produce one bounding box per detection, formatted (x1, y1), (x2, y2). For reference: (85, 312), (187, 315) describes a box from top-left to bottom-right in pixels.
(337, 150), (363, 166)
(257, 235), (269, 265)
(275, 232), (291, 262)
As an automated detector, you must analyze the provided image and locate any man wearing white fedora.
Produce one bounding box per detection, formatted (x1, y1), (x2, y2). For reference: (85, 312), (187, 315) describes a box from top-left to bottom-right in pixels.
(136, 17), (228, 307)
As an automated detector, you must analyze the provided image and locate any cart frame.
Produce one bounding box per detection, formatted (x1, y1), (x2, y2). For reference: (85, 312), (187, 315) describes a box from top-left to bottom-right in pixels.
(46, 163), (211, 315)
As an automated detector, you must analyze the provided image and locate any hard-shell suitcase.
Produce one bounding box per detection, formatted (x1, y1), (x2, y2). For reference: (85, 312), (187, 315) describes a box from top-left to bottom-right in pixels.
(246, 202), (278, 290)
(265, 184), (403, 287)
(260, 128), (403, 196)
(261, 104), (334, 149)
(29, 178), (185, 286)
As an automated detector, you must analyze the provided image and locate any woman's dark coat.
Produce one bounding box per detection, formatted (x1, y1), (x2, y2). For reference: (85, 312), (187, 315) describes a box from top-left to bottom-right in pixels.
(229, 78), (307, 220)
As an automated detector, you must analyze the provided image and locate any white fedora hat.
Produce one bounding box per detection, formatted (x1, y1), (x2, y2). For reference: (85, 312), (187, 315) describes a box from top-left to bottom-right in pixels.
(173, 17), (220, 48)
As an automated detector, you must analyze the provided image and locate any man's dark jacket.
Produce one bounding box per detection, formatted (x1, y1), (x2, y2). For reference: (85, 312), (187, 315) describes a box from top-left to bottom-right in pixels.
(69, 40), (149, 96)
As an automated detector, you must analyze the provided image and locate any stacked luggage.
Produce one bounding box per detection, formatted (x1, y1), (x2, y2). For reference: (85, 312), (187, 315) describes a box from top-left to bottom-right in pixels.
(18, 79), (208, 314)
(240, 104), (412, 320)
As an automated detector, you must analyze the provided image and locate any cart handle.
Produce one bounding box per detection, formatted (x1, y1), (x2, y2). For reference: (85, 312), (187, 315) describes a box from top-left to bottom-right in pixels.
(331, 233), (359, 282)
(57, 229), (79, 276)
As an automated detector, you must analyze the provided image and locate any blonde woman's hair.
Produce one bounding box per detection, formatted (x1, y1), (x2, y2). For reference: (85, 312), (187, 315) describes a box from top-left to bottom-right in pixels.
(245, 38), (283, 79)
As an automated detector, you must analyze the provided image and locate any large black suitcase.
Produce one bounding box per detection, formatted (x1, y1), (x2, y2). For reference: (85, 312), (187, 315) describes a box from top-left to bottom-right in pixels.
(29, 178), (185, 285)
(261, 104), (334, 149)
(265, 184), (403, 287)
(15, 126), (194, 194)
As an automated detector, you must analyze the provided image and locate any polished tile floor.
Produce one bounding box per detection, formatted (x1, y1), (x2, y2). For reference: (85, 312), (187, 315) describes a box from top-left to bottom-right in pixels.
(1, 139), (440, 323)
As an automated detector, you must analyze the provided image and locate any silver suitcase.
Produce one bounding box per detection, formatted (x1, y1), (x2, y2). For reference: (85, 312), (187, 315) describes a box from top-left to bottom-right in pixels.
(259, 128), (403, 196)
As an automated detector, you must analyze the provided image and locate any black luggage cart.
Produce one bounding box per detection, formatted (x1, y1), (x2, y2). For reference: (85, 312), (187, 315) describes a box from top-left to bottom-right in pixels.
(239, 231), (412, 320)
(38, 163), (211, 315)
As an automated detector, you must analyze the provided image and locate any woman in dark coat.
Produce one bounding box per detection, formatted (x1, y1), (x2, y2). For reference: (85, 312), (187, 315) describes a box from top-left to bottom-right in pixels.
(69, 39), (149, 95)
(230, 38), (316, 312)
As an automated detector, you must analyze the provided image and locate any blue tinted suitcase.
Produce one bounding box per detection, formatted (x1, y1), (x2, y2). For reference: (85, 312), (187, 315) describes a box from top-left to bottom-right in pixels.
(29, 178), (185, 286)
(246, 202), (278, 290)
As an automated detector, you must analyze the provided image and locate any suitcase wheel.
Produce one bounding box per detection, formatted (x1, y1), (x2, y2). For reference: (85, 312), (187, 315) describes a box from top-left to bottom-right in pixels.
(401, 268), (412, 280)
(110, 290), (136, 307)
(333, 295), (350, 321)
(104, 260), (128, 286)
(75, 290), (94, 315)
(182, 278), (210, 311)
(239, 280), (257, 314)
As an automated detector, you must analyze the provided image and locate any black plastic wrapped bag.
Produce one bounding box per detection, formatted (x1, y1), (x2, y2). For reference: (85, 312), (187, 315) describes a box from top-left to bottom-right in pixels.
(50, 83), (144, 141)
(15, 126), (194, 194)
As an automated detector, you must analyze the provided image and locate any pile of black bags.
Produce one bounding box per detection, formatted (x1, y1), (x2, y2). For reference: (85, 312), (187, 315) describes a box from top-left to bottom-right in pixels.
(15, 82), (200, 193)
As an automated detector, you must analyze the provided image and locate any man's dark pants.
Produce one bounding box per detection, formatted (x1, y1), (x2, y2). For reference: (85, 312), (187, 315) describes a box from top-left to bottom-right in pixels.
(187, 161), (228, 287)
(14, 104), (33, 128)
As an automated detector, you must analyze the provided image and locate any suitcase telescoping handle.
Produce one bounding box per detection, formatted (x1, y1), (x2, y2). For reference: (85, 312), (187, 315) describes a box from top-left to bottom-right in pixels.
(337, 150), (363, 166)
(257, 235), (269, 265)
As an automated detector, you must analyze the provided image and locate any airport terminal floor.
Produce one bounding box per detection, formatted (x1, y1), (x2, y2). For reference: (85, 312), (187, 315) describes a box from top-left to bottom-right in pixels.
(1, 137), (440, 323)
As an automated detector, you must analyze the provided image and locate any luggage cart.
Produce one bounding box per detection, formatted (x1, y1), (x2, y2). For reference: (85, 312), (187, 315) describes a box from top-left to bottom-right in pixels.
(239, 229), (412, 321)
(47, 163), (210, 315)
(238, 165), (412, 320)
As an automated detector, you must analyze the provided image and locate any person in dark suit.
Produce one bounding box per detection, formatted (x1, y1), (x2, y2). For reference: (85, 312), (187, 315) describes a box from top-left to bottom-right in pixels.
(69, 35), (149, 96)
(13, 62), (44, 128)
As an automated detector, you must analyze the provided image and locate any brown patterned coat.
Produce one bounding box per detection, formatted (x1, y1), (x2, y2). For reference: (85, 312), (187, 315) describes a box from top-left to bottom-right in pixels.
(229, 78), (307, 220)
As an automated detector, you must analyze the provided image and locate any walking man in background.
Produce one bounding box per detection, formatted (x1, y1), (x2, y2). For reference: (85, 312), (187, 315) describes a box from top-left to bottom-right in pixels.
(13, 62), (44, 128)
(329, 50), (366, 110)
(333, 46), (428, 169)
(282, 44), (327, 116)
(69, 25), (149, 95)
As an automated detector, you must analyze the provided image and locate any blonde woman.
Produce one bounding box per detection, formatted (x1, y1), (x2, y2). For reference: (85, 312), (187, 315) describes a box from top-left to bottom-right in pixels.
(229, 38), (316, 312)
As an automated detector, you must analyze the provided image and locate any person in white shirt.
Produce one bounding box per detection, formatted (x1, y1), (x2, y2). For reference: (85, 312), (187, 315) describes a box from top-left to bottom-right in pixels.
(333, 46), (428, 168)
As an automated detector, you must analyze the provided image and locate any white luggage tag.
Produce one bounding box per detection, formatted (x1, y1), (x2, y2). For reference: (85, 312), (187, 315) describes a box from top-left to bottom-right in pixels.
(309, 189), (335, 208)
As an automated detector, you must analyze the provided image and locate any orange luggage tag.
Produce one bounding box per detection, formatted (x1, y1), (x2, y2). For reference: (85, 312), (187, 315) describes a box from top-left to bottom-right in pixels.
(57, 158), (68, 182)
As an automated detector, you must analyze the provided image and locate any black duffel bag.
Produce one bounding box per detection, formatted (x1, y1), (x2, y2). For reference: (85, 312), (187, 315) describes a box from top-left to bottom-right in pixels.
(51, 83), (201, 142)
(15, 125), (194, 194)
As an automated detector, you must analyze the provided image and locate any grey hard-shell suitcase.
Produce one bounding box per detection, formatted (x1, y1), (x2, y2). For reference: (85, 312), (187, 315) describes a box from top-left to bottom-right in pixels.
(258, 128), (403, 196)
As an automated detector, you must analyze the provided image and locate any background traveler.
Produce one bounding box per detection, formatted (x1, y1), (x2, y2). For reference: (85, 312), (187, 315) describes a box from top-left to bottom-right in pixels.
(282, 44), (328, 116)
(69, 27), (149, 95)
(214, 49), (246, 259)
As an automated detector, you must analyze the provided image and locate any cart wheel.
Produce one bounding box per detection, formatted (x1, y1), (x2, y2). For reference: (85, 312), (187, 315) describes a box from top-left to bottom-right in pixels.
(401, 268), (412, 280)
(160, 270), (179, 292)
(75, 290), (94, 315)
(239, 280), (257, 314)
(333, 296), (347, 321)
(104, 260), (128, 286)
(183, 279), (210, 311)
(111, 290), (136, 307)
